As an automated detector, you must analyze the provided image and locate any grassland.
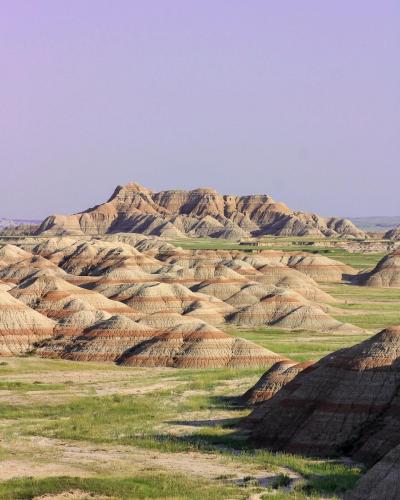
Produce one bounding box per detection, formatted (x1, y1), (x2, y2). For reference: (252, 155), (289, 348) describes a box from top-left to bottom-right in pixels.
(228, 328), (371, 362)
(0, 357), (362, 499)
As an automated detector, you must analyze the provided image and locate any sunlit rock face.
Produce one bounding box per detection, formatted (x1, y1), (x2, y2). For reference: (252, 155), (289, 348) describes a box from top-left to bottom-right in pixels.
(37, 182), (365, 239)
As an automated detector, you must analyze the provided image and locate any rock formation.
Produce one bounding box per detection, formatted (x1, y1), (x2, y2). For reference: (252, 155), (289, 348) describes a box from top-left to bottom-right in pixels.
(118, 319), (281, 368)
(384, 227), (400, 241)
(245, 326), (400, 466)
(241, 360), (314, 404)
(0, 289), (54, 355)
(37, 182), (365, 239)
(357, 250), (400, 287)
(0, 235), (363, 367)
(345, 444), (400, 500)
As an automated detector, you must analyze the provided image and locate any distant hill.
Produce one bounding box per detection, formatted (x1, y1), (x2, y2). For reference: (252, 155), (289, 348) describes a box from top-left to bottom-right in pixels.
(0, 218), (41, 229)
(348, 216), (400, 232)
(37, 182), (365, 239)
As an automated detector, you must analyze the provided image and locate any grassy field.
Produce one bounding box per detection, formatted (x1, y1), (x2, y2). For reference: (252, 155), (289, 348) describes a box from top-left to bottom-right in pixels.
(0, 357), (362, 499)
(228, 328), (371, 362)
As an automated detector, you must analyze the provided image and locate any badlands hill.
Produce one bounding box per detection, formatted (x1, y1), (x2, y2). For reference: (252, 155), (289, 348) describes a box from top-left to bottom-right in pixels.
(357, 250), (400, 287)
(241, 359), (313, 405)
(0, 234), (361, 366)
(37, 182), (365, 239)
(384, 227), (400, 241)
(245, 326), (400, 466)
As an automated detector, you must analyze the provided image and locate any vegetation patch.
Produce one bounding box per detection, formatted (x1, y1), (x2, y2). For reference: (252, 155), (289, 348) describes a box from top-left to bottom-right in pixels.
(0, 473), (239, 500)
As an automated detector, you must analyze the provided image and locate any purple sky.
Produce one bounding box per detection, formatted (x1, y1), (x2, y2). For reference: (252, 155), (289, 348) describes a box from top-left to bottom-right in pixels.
(1, 1), (399, 219)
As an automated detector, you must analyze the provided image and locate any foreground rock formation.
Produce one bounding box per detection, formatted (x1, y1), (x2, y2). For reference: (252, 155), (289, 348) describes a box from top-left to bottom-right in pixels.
(245, 326), (400, 466)
(37, 182), (365, 239)
(345, 444), (400, 500)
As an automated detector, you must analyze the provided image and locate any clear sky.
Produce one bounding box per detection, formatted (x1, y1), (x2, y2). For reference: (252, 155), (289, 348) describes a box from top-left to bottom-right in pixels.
(1, 0), (399, 219)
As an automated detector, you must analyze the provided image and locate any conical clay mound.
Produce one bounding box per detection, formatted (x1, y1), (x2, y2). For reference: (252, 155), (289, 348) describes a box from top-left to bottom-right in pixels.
(118, 320), (283, 368)
(282, 253), (356, 282)
(0, 290), (55, 355)
(105, 281), (234, 325)
(10, 274), (134, 319)
(228, 288), (359, 333)
(358, 250), (400, 287)
(245, 326), (400, 465)
(241, 360), (313, 405)
(59, 314), (156, 362)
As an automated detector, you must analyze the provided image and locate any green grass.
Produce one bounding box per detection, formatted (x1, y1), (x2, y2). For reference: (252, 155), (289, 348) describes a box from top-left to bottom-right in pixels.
(237, 449), (362, 496)
(0, 473), (240, 500)
(0, 237), (393, 498)
(227, 328), (371, 361)
(0, 356), (127, 375)
(0, 379), (249, 452)
(0, 387), (361, 497)
(326, 284), (400, 330)
(0, 381), (65, 391)
(0, 356), (364, 498)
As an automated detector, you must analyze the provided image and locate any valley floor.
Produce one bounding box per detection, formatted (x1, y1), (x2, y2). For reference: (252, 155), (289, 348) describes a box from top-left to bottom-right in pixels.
(0, 355), (361, 499)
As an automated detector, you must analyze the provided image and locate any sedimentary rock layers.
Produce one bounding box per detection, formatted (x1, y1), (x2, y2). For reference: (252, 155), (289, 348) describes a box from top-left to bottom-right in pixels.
(241, 360), (313, 404)
(0, 290), (54, 355)
(118, 320), (283, 368)
(10, 274), (134, 320)
(19, 236), (355, 332)
(245, 326), (400, 465)
(227, 288), (359, 333)
(0, 236), (363, 367)
(358, 250), (400, 287)
(52, 315), (157, 362)
(37, 182), (365, 238)
(281, 253), (355, 282)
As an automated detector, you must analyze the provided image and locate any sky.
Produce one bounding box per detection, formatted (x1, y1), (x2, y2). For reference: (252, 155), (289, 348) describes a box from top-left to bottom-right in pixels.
(1, 0), (399, 220)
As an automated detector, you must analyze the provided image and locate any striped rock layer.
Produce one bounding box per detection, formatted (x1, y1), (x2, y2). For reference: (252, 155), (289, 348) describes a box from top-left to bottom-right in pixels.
(241, 360), (313, 405)
(37, 182), (365, 239)
(0, 290), (55, 355)
(0, 236), (363, 366)
(246, 326), (400, 466)
(357, 250), (400, 287)
(16, 239), (361, 334)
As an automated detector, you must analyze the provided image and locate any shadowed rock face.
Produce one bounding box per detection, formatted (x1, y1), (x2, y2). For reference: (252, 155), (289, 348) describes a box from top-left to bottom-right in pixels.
(241, 360), (314, 405)
(37, 182), (365, 239)
(384, 227), (400, 241)
(345, 444), (400, 500)
(357, 250), (400, 287)
(245, 326), (400, 466)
